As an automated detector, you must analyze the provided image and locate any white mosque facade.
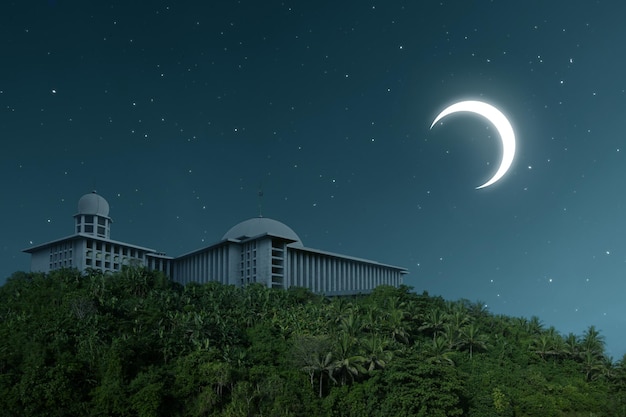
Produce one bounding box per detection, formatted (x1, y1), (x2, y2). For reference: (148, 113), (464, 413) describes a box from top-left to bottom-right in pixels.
(24, 192), (407, 295)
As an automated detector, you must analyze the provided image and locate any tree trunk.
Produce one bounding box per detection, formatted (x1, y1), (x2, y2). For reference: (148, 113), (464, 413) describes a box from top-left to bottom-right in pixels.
(319, 373), (323, 398)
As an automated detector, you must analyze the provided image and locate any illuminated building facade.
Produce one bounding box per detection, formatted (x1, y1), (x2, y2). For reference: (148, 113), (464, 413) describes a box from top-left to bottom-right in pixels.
(24, 192), (407, 295)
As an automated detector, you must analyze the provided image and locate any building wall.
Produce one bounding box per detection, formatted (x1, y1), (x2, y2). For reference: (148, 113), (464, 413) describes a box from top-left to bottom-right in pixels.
(171, 239), (287, 289)
(28, 240), (83, 274)
(27, 193), (407, 293)
(30, 236), (174, 275)
(84, 239), (149, 273)
(27, 229), (405, 296)
(224, 244), (237, 286)
(173, 243), (232, 286)
(239, 240), (258, 286)
(146, 254), (173, 276)
(271, 239), (287, 289)
(30, 249), (51, 273)
(74, 240), (86, 271)
(256, 238), (272, 287)
(285, 247), (404, 295)
(168, 237), (407, 295)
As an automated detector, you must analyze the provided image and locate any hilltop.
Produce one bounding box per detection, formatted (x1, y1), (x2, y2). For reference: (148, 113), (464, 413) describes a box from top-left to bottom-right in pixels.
(0, 268), (624, 416)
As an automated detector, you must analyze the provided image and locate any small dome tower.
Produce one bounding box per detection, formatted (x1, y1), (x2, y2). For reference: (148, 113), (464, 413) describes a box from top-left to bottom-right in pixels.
(74, 191), (112, 239)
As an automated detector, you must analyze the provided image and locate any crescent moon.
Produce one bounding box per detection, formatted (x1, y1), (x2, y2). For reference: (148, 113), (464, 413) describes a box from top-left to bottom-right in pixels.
(430, 100), (516, 189)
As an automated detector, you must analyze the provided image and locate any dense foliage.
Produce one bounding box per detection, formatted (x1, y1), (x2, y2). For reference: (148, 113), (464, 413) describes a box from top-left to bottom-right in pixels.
(1, 268), (625, 416)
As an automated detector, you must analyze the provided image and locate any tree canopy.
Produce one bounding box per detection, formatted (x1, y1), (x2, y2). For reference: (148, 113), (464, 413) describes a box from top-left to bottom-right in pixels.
(0, 268), (624, 416)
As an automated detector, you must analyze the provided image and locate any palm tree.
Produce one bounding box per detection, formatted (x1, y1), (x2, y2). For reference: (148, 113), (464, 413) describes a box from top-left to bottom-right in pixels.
(386, 306), (410, 344)
(581, 350), (604, 381)
(550, 333), (568, 359)
(442, 303), (470, 343)
(361, 334), (393, 371)
(530, 334), (556, 360)
(600, 355), (616, 380)
(419, 308), (446, 342)
(513, 317), (528, 329)
(361, 305), (381, 333)
(563, 332), (580, 359)
(384, 296), (407, 317)
(581, 325), (605, 358)
(527, 316), (544, 335)
(338, 313), (362, 339)
(468, 300), (489, 320)
(327, 297), (353, 324)
(312, 351), (336, 397)
(333, 332), (366, 385)
(448, 310), (471, 333)
(293, 335), (336, 397)
(457, 324), (489, 359)
(423, 336), (455, 366)
(440, 323), (457, 349)
(614, 353), (626, 390)
(532, 327), (568, 360)
(205, 361), (233, 398)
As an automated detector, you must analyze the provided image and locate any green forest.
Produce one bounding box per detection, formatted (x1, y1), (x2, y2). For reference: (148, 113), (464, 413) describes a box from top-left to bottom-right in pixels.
(0, 267), (624, 416)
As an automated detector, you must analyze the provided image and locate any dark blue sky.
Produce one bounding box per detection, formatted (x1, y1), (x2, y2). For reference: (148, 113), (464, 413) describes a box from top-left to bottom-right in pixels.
(2, 1), (626, 356)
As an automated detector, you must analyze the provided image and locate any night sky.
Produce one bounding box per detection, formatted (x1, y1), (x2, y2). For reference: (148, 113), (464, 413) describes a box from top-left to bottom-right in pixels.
(2, 1), (626, 356)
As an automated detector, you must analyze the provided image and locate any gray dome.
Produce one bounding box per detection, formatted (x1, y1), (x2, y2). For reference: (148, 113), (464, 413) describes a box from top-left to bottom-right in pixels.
(77, 192), (110, 217)
(222, 217), (303, 246)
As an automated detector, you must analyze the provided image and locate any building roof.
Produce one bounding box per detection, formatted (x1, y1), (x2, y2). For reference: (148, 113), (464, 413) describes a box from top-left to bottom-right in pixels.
(77, 191), (110, 217)
(290, 245), (409, 273)
(222, 217), (303, 247)
(22, 233), (162, 255)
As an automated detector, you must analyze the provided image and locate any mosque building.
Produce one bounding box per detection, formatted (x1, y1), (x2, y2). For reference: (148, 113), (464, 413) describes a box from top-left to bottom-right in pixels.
(23, 192), (407, 295)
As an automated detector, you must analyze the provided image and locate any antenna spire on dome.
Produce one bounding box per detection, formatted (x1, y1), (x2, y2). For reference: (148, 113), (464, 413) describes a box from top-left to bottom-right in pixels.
(257, 184), (264, 218)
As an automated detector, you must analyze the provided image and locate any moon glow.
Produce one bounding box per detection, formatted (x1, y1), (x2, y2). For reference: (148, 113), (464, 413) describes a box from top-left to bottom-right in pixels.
(430, 100), (516, 189)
